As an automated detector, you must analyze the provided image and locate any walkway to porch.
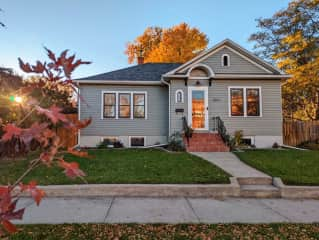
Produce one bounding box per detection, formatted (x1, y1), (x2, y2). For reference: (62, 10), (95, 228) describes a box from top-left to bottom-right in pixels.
(191, 152), (270, 178)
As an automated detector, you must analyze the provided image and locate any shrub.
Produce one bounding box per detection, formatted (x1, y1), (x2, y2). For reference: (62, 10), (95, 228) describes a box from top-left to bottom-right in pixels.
(272, 142), (280, 148)
(234, 130), (243, 147)
(168, 132), (185, 152)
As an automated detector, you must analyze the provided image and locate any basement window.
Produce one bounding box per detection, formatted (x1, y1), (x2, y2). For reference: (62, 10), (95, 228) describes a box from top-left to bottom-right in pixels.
(130, 137), (145, 147)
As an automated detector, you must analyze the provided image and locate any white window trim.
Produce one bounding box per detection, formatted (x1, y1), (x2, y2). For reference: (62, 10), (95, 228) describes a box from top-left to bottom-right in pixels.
(175, 89), (184, 103)
(187, 86), (209, 130)
(129, 136), (146, 147)
(228, 86), (262, 117)
(101, 91), (147, 120)
(221, 54), (230, 67)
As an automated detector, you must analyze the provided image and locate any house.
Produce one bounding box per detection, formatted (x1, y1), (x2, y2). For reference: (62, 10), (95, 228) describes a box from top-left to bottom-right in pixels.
(76, 39), (290, 151)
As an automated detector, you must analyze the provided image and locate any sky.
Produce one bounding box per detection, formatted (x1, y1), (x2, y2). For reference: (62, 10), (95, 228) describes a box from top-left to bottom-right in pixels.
(0, 0), (291, 78)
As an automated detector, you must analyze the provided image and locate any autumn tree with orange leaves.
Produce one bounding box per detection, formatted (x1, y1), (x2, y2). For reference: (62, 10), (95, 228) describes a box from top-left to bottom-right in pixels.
(0, 49), (91, 236)
(125, 23), (208, 64)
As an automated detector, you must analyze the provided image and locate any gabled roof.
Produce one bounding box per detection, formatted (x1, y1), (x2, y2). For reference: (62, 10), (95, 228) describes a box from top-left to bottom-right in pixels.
(165, 38), (285, 76)
(76, 63), (181, 82)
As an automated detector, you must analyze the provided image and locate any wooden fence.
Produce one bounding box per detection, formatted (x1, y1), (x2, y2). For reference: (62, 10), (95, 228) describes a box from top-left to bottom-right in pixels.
(56, 114), (78, 148)
(283, 120), (319, 146)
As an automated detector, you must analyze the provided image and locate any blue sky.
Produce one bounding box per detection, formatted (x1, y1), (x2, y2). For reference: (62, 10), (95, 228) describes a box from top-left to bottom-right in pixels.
(0, 0), (290, 78)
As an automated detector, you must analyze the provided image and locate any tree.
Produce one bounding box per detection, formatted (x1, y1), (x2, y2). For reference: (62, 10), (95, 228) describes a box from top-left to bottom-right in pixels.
(0, 49), (91, 236)
(249, 0), (319, 120)
(0, 8), (5, 27)
(0, 68), (23, 124)
(125, 23), (208, 64)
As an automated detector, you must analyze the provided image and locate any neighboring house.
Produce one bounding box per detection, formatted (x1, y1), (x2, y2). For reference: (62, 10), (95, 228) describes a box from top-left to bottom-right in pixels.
(76, 39), (290, 151)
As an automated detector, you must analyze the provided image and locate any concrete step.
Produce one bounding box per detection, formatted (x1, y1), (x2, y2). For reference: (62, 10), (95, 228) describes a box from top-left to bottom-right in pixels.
(240, 184), (281, 198)
(237, 177), (273, 185)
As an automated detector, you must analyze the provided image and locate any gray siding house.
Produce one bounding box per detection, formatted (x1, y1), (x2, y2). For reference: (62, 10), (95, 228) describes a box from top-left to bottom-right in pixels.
(76, 39), (290, 150)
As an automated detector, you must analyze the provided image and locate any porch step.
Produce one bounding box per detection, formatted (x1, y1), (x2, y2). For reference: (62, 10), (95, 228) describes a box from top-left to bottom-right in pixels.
(184, 133), (229, 152)
(240, 184), (281, 198)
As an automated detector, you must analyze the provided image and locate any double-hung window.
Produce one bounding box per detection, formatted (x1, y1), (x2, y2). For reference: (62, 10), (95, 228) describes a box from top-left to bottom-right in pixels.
(133, 93), (145, 118)
(229, 87), (261, 117)
(102, 91), (147, 119)
(119, 93), (131, 118)
(103, 93), (116, 118)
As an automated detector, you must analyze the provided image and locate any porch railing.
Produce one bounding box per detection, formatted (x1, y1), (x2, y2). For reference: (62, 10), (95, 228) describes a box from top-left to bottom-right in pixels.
(211, 116), (230, 146)
(182, 116), (192, 144)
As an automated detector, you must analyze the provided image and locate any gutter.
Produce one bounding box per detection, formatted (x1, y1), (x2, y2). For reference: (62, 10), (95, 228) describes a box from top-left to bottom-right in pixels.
(75, 80), (163, 85)
(163, 74), (292, 80)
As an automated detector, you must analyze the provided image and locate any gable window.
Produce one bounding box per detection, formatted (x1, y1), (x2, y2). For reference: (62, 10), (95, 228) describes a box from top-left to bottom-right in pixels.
(175, 89), (184, 103)
(222, 54), (230, 67)
(229, 87), (261, 117)
(230, 89), (244, 116)
(103, 93), (116, 118)
(133, 93), (145, 118)
(119, 93), (131, 118)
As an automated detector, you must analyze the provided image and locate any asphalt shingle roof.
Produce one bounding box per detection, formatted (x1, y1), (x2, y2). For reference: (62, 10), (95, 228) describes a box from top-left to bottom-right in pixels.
(77, 63), (182, 81)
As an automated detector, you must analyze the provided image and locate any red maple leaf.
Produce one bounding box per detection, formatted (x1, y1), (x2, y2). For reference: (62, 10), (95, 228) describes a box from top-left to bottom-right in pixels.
(20, 181), (45, 206)
(18, 58), (32, 73)
(1, 124), (22, 142)
(58, 159), (86, 179)
(35, 105), (67, 124)
(67, 148), (89, 158)
(0, 191), (25, 234)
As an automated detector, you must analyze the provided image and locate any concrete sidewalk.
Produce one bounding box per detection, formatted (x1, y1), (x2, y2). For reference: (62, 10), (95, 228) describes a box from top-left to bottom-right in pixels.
(15, 197), (319, 224)
(192, 152), (270, 178)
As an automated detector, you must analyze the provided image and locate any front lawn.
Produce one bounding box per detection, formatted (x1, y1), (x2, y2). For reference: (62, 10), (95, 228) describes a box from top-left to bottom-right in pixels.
(0, 149), (230, 185)
(235, 149), (319, 185)
(8, 223), (319, 240)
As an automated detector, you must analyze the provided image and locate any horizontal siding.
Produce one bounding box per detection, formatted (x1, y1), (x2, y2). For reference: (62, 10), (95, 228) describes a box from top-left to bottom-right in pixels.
(200, 47), (269, 74)
(169, 79), (282, 137)
(170, 80), (188, 134)
(80, 85), (168, 136)
(209, 80), (283, 136)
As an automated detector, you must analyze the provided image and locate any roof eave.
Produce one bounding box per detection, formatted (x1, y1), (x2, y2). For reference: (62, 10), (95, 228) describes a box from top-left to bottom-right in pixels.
(75, 80), (163, 85)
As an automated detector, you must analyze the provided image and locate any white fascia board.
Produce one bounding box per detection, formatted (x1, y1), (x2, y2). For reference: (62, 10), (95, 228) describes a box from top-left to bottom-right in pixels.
(163, 74), (291, 80)
(76, 80), (162, 85)
(214, 74), (292, 79)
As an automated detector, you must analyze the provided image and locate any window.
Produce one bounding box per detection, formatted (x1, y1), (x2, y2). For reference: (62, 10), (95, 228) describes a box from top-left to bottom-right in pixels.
(103, 93), (116, 118)
(229, 87), (261, 117)
(133, 93), (145, 118)
(119, 93), (131, 118)
(102, 91), (147, 119)
(130, 137), (145, 147)
(246, 88), (260, 116)
(175, 90), (184, 103)
(222, 54), (230, 67)
(230, 88), (244, 116)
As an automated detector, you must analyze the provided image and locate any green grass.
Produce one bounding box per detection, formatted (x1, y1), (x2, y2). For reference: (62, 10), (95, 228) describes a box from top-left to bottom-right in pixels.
(7, 223), (319, 239)
(235, 149), (319, 185)
(0, 149), (230, 185)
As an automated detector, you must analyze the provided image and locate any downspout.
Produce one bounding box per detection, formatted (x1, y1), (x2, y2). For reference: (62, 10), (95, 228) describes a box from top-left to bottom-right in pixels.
(75, 82), (81, 148)
(161, 77), (171, 137)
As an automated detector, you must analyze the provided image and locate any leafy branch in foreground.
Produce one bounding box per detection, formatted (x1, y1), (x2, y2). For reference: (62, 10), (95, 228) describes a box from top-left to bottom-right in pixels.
(0, 48), (91, 236)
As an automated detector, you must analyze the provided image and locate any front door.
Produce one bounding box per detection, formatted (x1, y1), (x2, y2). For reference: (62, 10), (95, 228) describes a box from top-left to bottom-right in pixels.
(188, 87), (208, 130)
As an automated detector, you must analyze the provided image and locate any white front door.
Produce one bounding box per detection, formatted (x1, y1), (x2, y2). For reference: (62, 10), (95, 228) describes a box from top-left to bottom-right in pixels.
(188, 86), (209, 130)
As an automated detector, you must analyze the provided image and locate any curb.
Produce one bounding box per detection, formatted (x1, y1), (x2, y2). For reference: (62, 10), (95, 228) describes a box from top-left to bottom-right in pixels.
(28, 177), (240, 198)
(273, 177), (319, 199)
(14, 177), (319, 199)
